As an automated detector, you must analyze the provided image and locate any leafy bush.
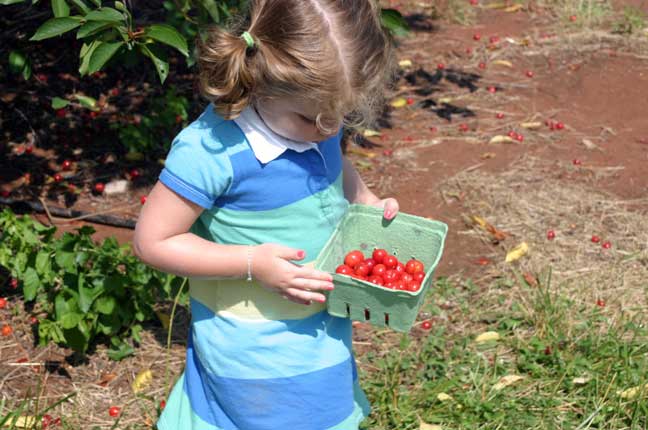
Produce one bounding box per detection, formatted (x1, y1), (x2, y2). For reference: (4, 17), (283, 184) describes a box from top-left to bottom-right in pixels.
(0, 209), (185, 360)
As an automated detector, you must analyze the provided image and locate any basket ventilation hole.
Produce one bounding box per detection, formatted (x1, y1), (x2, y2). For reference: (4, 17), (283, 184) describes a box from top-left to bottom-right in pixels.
(384, 313), (390, 325)
(364, 309), (371, 321)
(345, 303), (350, 317)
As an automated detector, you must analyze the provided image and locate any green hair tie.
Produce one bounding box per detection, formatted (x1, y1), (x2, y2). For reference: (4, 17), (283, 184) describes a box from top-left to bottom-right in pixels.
(241, 31), (255, 48)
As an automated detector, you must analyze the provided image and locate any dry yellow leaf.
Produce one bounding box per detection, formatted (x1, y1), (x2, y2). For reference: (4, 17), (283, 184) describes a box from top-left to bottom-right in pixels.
(493, 374), (524, 390)
(471, 215), (488, 228)
(506, 242), (529, 263)
(391, 98), (408, 108)
(347, 148), (377, 159)
(420, 421), (443, 430)
(504, 3), (523, 12)
(520, 122), (542, 129)
(489, 135), (516, 144)
(475, 331), (500, 343)
(3, 416), (36, 428)
(618, 384), (648, 399)
(399, 59), (413, 68)
(438, 97), (453, 104)
(132, 369), (153, 393)
(484, 1), (508, 8)
(155, 310), (171, 331)
(492, 60), (514, 68)
(437, 392), (453, 401)
(363, 129), (382, 137)
(572, 376), (590, 385)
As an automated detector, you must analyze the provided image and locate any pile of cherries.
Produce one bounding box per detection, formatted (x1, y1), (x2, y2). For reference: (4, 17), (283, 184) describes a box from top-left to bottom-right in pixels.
(335, 248), (425, 292)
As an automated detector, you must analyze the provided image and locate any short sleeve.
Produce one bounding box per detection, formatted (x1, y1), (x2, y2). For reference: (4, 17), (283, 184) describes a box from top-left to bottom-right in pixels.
(159, 131), (233, 210)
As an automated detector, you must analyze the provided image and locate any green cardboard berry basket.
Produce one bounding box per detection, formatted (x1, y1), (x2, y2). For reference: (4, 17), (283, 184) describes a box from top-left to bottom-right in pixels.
(315, 204), (448, 332)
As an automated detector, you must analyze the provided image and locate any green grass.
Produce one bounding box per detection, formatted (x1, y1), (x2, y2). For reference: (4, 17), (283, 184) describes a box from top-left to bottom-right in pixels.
(358, 274), (648, 429)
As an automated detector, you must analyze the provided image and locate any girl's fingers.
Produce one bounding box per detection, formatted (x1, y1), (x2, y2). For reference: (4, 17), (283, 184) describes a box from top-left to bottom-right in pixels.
(291, 277), (334, 292)
(383, 197), (400, 220)
(281, 293), (311, 305)
(284, 287), (327, 305)
(294, 266), (334, 283)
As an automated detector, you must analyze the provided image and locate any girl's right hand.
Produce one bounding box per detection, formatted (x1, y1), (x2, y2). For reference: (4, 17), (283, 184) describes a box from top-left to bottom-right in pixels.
(251, 244), (335, 305)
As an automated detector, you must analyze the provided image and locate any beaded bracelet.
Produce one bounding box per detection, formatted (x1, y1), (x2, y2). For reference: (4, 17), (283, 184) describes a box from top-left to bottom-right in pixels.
(246, 246), (253, 282)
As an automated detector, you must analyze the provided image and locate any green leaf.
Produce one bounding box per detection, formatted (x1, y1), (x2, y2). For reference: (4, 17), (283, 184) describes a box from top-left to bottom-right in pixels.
(35, 250), (51, 274)
(107, 339), (134, 360)
(87, 41), (124, 74)
(94, 296), (116, 314)
(63, 326), (89, 352)
(144, 24), (188, 57)
(0, 0), (27, 4)
(76, 20), (114, 38)
(55, 250), (76, 272)
(74, 94), (97, 109)
(23, 267), (40, 301)
(79, 276), (104, 312)
(139, 44), (169, 83)
(60, 312), (81, 329)
(51, 97), (70, 109)
(22, 61), (32, 80)
(199, 0), (219, 23)
(30, 17), (83, 41)
(68, 0), (90, 14)
(52, 0), (70, 17)
(380, 8), (409, 37)
(85, 7), (123, 22)
(79, 39), (100, 75)
(9, 51), (26, 73)
(114, 1), (126, 12)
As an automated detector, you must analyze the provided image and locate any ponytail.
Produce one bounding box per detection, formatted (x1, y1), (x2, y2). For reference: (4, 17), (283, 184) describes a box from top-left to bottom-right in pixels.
(197, 25), (258, 119)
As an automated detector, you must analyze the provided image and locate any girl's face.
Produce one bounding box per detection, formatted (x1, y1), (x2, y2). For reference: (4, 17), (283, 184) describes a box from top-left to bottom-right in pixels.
(254, 97), (339, 143)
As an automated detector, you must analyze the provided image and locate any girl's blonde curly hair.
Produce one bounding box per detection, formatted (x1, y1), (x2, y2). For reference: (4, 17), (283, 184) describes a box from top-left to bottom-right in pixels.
(197, 0), (396, 135)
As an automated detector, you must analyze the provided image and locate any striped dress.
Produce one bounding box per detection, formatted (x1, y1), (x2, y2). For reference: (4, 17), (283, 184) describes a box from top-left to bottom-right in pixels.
(155, 104), (371, 430)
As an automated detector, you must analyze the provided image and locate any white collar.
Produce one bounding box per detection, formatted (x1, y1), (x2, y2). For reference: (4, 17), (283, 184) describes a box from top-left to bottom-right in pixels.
(233, 106), (318, 164)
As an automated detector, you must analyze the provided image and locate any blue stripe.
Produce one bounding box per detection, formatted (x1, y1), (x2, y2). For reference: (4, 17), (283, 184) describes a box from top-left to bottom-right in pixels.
(214, 133), (343, 211)
(159, 167), (215, 209)
(190, 298), (353, 379)
(184, 332), (356, 430)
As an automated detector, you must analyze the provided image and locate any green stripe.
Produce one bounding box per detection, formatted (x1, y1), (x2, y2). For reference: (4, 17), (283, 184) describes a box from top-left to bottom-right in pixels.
(203, 173), (348, 263)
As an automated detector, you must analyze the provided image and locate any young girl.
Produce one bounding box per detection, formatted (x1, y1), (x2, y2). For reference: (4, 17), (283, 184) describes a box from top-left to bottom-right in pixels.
(134, 1), (398, 428)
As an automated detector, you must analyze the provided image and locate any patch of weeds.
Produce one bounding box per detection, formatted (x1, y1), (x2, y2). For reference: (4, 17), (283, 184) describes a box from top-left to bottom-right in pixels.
(613, 6), (646, 35)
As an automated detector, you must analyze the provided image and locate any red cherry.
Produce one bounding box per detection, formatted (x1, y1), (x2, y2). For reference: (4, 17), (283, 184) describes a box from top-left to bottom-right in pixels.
(437, 63), (445, 70)
(368, 275), (384, 286)
(406, 97), (414, 105)
(53, 173), (63, 183)
(383, 255), (398, 269)
(30, 316), (38, 325)
(508, 131), (517, 139)
(596, 298), (606, 307)
(555, 122), (565, 130)
(1, 325), (12, 336)
(547, 230), (556, 240)
(53, 417), (61, 426)
(459, 123), (470, 132)
(516, 134), (524, 142)
(602, 241), (612, 249)
(55, 108), (66, 118)
(394, 280), (407, 290)
(489, 35), (500, 43)
(591, 235), (601, 243)
(395, 262), (405, 275)
(42, 414), (53, 427)
(336, 265), (354, 276)
(140, 195), (147, 205)
(465, 47), (473, 54)
(383, 270), (399, 283)
(421, 320), (432, 330)
(353, 274), (368, 282)
(405, 259), (425, 275)
(0, 298), (7, 309)
(487, 86), (497, 93)
(108, 406), (120, 417)
(382, 149), (393, 156)
(160, 400), (166, 410)
(413, 272), (425, 282)
(429, 126), (438, 133)
(9, 278), (18, 289)
(129, 168), (140, 179)
(94, 182), (105, 193)
(384, 282), (396, 289)
(344, 250), (365, 269)
(110, 88), (120, 97)
(525, 70), (534, 78)
(61, 160), (72, 171)
(36, 73), (48, 83)
(544, 346), (552, 355)
(371, 264), (387, 277)
(363, 258), (376, 272)
(175, 114), (183, 124)
(572, 159), (582, 166)
(569, 15), (577, 22)
(355, 262), (371, 277)
(496, 112), (505, 119)
(478, 62), (486, 69)
(401, 273), (413, 284)
(470, 0), (478, 5)
(473, 33), (481, 41)
(25, 145), (33, 154)
(407, 281), (422, 292)
(67, 184), (77, 193)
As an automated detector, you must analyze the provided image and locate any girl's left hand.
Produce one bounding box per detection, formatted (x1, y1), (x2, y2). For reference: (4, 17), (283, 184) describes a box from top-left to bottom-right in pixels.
(371, 197), (399, 220)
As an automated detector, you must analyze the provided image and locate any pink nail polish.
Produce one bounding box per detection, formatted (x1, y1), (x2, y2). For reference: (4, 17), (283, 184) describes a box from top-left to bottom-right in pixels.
(297, 250), (305, 258)
(385, 211), (393, 219)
